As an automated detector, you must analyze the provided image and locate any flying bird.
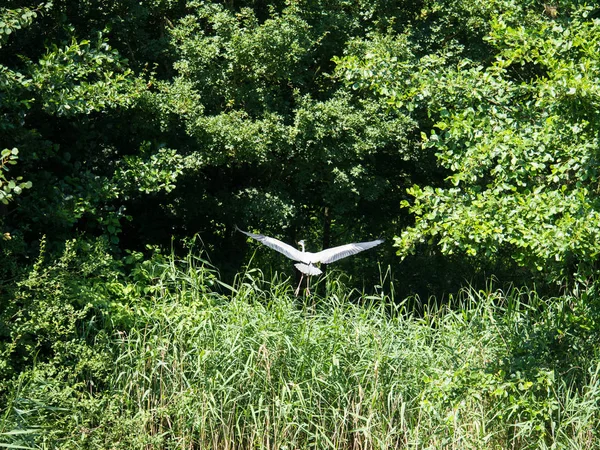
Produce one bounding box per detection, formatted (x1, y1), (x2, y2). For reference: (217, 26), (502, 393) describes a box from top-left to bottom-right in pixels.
(237, 227), (383, 296)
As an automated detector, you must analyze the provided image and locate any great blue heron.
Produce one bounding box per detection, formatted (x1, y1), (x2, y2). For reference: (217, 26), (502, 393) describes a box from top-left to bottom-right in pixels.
(237, 227), (384, 296)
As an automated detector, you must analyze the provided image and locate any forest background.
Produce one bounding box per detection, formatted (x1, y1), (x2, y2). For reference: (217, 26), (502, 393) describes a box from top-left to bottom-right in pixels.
(2, 0), (600, 448)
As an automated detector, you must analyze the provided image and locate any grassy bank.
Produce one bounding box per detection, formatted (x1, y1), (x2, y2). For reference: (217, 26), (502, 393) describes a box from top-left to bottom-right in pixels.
(1, 244), (600, 449)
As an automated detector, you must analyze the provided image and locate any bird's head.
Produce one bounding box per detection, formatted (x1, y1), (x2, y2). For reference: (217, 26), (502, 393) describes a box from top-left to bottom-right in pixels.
(297, 240), (306, 252)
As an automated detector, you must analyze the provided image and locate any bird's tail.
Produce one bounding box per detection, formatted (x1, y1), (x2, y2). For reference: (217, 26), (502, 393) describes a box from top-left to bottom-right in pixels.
(295, 263), (322, 276)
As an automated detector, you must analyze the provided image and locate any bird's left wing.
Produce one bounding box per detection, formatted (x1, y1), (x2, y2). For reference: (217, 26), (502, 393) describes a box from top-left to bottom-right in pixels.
(312, 239), (384, 264)
(237, 227), (308, 263)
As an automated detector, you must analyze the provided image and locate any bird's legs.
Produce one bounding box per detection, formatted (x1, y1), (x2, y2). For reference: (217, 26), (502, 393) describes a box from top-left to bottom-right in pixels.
(295, 274), (313, 296)
(295, 274), (304, 296)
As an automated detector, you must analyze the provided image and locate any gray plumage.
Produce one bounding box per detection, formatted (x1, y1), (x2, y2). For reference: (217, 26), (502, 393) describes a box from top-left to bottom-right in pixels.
(237, 227), (383, 295)
(237, 227), (382, 271)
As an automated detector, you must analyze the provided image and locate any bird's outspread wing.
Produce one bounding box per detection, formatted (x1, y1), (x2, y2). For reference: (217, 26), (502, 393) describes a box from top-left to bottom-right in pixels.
(311, 239), (384, 264)
(237, 227), (309, 263)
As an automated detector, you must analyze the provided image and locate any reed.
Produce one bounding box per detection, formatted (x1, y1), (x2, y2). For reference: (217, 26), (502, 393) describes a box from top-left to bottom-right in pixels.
(2, 251), (600, 449)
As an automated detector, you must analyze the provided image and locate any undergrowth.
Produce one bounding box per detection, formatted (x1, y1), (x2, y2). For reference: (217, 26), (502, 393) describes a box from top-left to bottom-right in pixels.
(1, 239), (600, 449)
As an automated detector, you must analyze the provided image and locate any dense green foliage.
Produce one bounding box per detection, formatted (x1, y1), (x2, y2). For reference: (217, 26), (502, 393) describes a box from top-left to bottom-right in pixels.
(2, 0), (419, 291)
(1, 248), (600, 448)
(3, 0), (599, 289)
(3, 0), (600, 447)
(336, 3), (600, 283)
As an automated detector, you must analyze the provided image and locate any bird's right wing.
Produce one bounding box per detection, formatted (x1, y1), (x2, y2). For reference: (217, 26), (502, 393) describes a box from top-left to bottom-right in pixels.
(312, 239), (384, 264)
(237, 227), (308, 263)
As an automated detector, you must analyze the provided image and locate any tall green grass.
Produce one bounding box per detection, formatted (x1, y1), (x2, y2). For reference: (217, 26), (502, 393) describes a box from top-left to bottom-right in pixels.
(2, 246), (600, 448)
